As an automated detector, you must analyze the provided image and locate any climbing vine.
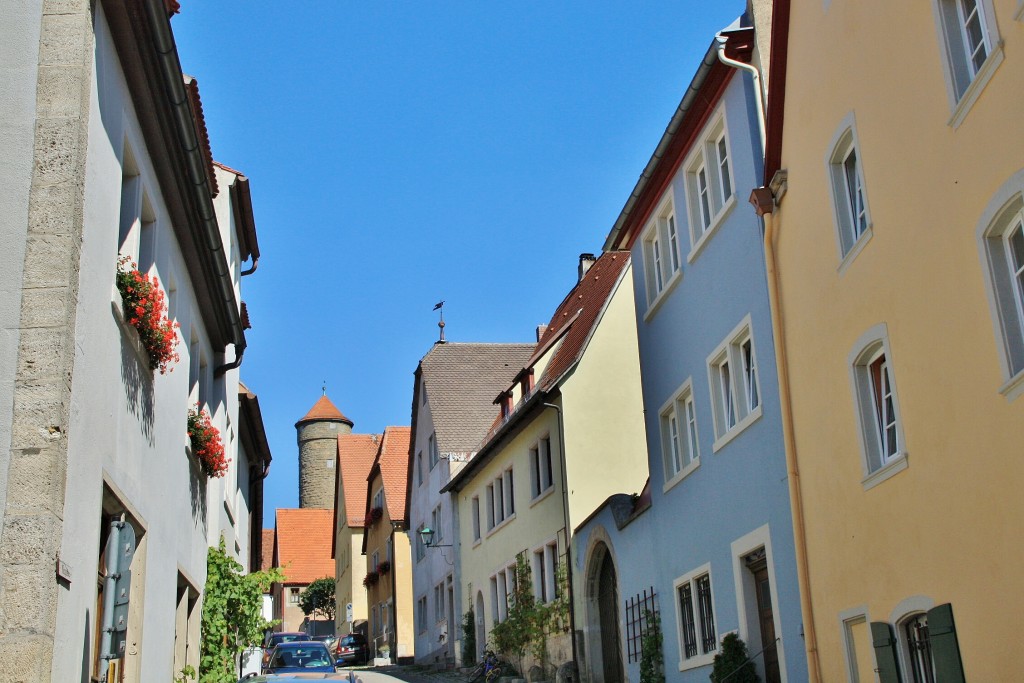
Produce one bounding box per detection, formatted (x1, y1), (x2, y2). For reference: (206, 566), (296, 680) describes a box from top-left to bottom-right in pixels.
(638, 610), (664, 683)
(199, 539), (284, 683)
(489, 552), (570, 678)
(462, 605), (477, 666)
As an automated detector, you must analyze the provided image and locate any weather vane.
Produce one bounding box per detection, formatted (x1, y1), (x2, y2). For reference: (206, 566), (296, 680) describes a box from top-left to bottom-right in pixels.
(433, 300), (446, 343)
(322, 380), (326, 396)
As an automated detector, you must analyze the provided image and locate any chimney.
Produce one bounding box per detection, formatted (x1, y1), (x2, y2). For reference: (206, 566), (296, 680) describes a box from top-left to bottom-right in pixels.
(536, 325), (548, 342)
(578, 253), (596, 281)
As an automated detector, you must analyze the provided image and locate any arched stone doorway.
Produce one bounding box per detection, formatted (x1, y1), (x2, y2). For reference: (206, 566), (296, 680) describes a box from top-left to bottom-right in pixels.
(475, 591), (486, 662)
(584, 540), (624, 683)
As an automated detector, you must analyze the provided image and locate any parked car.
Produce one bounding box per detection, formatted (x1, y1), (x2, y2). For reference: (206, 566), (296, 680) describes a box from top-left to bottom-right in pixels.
(312, 634), (338, 653)
(262, 642), (336, 674)
(239, 675), (348, 682)
(334, 633), (370, 665)
(260, 632), (311, 671)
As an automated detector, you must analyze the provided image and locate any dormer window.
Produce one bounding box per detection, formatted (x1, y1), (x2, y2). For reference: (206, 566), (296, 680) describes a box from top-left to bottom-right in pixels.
(498, 391), (514, 419)
(518, 369), (535, 397)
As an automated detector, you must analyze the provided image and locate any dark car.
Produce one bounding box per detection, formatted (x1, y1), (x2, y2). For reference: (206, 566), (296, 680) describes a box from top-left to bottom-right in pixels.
(262, 642), (336, 674)
(239, 675), (348, 682)
(333, 633), (370, 666)
(261, 632), (310, 671)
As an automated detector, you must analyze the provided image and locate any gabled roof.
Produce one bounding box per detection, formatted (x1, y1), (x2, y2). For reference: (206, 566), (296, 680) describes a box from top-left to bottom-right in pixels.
(261, 529), (275, 571)
(367, 426), (412, 524)
(274, 509), (335, 585)
(296, 394), (354, 427)
(533, 251), (630, 392)
(405, 343), (534, 519)
(418, 343), (535, 454)
(337, 433), (381, 528)
(445, 251), (631, 493)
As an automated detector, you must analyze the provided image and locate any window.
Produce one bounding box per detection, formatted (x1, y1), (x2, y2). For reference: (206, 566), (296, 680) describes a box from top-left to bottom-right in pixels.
(371, 551), (379, 571)
(386, 537), (393, 564)
(659, 380), (700, 486)
(684, 112), (735, 258)
(431, 505), (443, 543)
(530, 436), (554, 499)
(827, 117), (872, 263)
(289, 587), (300, 605)
(372, 487), (384, 511)
(850, 326), (908, 488)
(531, 541), (559, 603)
(428, 433), (439, 469)
(872, 604), (966, 683)
(978, 176), (1024, 398)
(434, 583), (445, 622)
(674, 566), (718, 669)
(642, 199), (681, 306)
(486, 468), (515, 531)
(472, 496), (481, 542)
(416, 452), (424, 486)
(707, 317), (762, 449)
(418, 596), (428, 633)
(933, 0), (1002, 123)
(415, 524), (426, 562)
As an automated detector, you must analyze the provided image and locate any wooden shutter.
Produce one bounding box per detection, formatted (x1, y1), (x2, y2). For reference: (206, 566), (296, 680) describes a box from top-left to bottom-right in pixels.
(870, 621), (902, 683)
(928, 603), (966, 682)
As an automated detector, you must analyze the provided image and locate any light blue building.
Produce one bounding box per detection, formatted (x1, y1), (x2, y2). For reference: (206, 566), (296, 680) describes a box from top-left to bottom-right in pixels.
(571, 17), (808, 683)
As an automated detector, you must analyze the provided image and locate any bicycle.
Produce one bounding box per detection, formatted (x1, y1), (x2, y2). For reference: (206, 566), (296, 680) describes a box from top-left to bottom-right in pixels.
(468, 648), (506, 683)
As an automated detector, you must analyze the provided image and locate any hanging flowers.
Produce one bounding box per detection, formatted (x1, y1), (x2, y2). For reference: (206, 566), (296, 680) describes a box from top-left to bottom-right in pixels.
(363, 570), (379, 588)
(115, 256), (180, 374)
(364, 506), (384, 527)
(377, 560), (391, 575)
(187, 406), (228, 478)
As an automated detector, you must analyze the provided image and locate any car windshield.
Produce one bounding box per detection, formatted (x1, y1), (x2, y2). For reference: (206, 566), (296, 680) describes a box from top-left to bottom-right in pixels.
(341, 636), (362, 645)
(270, 645), (333, 668)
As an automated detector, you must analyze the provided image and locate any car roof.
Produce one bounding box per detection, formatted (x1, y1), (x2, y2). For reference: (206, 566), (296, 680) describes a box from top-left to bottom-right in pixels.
(271, 641), (328, 649)
(240, 676), (349, 682)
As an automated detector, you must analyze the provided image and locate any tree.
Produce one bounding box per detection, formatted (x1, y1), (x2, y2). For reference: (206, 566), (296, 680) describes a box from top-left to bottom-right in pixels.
(200, 539), (284, 683)
(299, 577), (337, 622)
(710, 633), (760, 683)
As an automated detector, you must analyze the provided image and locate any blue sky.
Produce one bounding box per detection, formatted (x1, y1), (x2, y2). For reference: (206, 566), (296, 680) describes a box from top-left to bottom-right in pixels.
(172, 2), (743, 526)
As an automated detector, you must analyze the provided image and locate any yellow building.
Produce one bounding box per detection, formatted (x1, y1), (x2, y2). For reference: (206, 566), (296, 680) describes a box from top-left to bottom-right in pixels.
(334, 432), (379, 636)
(753, 1), (1024, 680)
(444, 253), (648, 674)
(362, 426), (414, 661)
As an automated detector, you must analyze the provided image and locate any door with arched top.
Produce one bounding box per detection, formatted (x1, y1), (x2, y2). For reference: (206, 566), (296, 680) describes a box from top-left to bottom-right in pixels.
(596, 546), (624, 683)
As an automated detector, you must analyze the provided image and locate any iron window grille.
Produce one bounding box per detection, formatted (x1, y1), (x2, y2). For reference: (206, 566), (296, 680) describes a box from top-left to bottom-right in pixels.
(624, 587), (660, 664)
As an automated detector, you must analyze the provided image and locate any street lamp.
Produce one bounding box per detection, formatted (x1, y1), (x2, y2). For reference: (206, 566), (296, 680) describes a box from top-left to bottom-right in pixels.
(419, 527), (452, 548)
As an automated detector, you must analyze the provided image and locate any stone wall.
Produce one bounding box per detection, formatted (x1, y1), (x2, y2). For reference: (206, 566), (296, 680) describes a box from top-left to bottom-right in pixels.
(297, 419), (350, 509)
(0, 1), (94, 680)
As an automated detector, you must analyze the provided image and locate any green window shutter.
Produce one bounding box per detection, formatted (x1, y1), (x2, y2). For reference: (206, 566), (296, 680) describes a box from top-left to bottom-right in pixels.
(871, 621), (902, 683)
(927, 603), (966, 683)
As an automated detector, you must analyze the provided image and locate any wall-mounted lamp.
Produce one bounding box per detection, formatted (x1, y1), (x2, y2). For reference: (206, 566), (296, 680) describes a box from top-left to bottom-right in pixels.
(419, 527), (452, 549)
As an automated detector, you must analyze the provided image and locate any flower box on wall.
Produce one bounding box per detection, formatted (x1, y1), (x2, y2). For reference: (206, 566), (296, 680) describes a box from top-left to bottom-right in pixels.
(187, 406), (228, 478)
(115, 256), (180, 374)
(363, 570), (379, 588)
(377, 560), (391, 575)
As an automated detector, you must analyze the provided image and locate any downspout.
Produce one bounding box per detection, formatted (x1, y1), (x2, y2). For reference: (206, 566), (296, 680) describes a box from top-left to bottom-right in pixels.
(749, 188), (821, 682)
(542, 402), (579, 671)
(215, 346), (245, 377)
(241, 258), (259, 276)
(715, 33), (766, 155)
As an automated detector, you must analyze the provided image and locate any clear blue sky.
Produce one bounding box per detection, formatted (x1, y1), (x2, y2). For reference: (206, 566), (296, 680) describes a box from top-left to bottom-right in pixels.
(172, 2), (743, 527)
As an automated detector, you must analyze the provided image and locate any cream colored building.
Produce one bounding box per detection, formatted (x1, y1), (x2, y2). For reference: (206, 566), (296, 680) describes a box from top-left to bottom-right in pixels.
(444, 253), (648, 674)
(334, 432), (379, 636)
(753, 1), (1024, 680)
(362, 426), (414, 661)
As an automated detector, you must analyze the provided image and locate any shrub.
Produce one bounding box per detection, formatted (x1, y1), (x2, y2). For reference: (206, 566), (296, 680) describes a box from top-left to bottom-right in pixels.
(710, 633), (760, 683)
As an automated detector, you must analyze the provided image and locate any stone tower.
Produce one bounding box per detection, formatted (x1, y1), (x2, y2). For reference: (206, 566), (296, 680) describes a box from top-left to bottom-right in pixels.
(295, 394), (353, 508)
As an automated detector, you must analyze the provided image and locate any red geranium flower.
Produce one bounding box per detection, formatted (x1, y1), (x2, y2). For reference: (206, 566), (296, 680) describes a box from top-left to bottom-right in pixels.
(187, 406), (229, 478)
(116, 256), (180, 374)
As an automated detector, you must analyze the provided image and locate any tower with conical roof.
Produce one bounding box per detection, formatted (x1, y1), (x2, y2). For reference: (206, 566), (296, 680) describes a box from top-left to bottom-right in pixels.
(295, 394), (353, 508)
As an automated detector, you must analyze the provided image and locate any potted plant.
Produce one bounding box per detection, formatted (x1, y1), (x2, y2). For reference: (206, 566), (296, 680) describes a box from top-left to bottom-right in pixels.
(363, 570), (379, 588)
(187, 406), (228, 478)
(366, 506), (384, 526)
(115, 256), (180, 374)
(377, 560), (392, 575)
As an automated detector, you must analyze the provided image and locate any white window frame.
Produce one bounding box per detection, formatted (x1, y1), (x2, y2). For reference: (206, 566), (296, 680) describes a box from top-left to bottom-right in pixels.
(976, 169), (1024, 400)
(531, 538), (559, 604)
(641, 195), (683, 315)
(707, 316), (763, 452)
(659, 378), (701, 492)
(931, 0), (1003, 127)
(826, 114), (873, 270)
(529, 435), (555, 501)
(418, 595), (428, 633)
(428, 433), (439, 469)
(673, 563), (719, 671)
(471, 495), (481, 543)
(684, 106), (737, 263)
(849, 325), (909, 490)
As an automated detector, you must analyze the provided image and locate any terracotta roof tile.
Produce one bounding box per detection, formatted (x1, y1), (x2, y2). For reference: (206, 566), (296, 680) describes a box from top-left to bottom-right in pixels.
(274, 509), (335, 585)
(369, 426), (411, 523)
(297, 394), (354, 427)
(261, 529), (275, 571)
(338, 433), (381, 528)
(182, 75), (218, 198)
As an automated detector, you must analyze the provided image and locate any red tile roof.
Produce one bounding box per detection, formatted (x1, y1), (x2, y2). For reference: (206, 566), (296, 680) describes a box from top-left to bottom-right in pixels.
(274, 509), (336, 585)
(296, 394), (353, 427)
(261, 528), (275, 571)
(534, 251), (631, 392)
(337, 433), (381, 528)
(368, 426), (412, 523)
(182, 75), (218, 198)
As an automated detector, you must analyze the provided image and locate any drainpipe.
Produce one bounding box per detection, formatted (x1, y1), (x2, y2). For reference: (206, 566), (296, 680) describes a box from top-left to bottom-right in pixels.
(749, 186), (821, 683)
(542, 402), (579, 672)
(715, 33), (766, 155)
